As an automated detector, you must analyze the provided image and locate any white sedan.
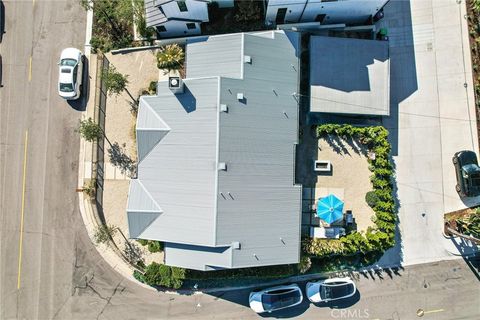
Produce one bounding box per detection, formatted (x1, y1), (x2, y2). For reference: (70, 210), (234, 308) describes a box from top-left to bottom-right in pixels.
(58, 48), (83, 100)
(249, 284), (303, 313)
(306, 277), (356, 303)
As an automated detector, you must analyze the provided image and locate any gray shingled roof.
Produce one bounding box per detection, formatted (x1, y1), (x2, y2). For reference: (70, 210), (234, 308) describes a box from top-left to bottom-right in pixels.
(127, 31), (302, 271)
(145, 0), (167, 27)
(310, 36), (390, 116)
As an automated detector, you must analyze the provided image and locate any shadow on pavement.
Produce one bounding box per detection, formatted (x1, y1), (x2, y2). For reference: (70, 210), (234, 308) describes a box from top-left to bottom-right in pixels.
(67, 55), (90, 112)
(0, 1), (4, 43)
(258, 295), (310, 319)
(450, 237), (480, 281)
(381, 0), (418, 157)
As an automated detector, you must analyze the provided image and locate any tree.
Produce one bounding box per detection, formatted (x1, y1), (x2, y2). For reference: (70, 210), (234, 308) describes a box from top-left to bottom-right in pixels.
(94, 224), (118, 244)
(234, 0), (262, 23)
(102, 65), (139, 106)
(77, 118), (103, 142)
(156, 44), (184, 72)
(102, 65), (129, 96)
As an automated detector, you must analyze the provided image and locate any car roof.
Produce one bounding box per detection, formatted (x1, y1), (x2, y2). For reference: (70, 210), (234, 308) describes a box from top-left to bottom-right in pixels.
(60, 48), (81, 61)
(59, 66), (74, 84)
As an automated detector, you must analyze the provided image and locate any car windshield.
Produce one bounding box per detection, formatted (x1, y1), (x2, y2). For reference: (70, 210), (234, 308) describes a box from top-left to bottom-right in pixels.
(320, 283), (353, 300)
(261, 289), (301, 311)
(60, 58), (77, 67)
(59, 83), (74, 92)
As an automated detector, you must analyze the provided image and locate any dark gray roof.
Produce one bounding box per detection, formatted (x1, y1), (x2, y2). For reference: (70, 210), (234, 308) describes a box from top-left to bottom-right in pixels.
(145, 0), (167, 27)
(127, 31), (302, 270)
(310, 36), (390, 116)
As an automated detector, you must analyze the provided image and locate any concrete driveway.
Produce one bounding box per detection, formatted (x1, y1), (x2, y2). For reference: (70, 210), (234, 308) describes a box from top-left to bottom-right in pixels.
(379, 0), (480, 266)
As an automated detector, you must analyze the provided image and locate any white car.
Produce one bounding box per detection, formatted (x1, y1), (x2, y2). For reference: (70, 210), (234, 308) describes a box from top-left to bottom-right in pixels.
(306, 277), (356, 303)
(58, 48), (83, 100)
(249, 284), (303, 313)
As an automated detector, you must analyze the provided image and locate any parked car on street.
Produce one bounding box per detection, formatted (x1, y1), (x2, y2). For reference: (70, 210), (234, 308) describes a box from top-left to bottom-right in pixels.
(306, 277), (356, 303)
(57, 48), (83, 100)
(453, 150), (480, 197)
(249, 284), (303, 313)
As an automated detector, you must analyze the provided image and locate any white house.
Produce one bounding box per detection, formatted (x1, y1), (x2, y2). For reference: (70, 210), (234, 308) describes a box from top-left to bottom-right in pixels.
(145, 0), (233, 38)
(265, 0), (389, 26)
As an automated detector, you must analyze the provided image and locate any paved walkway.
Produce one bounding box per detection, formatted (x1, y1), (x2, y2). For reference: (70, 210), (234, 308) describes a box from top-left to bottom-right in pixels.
(378, 0), (479, 266)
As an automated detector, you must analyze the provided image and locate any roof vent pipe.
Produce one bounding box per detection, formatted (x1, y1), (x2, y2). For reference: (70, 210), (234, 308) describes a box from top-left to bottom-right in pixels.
(169, 76), (184, 95)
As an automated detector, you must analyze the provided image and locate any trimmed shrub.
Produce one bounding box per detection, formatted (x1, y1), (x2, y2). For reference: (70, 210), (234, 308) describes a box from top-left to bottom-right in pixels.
(133, 270), (145, 283)
(137, 239), (148, 246)
(365, 191), (379, 208)
(147, 241), (163, 253)
(143, 262), (186, 289)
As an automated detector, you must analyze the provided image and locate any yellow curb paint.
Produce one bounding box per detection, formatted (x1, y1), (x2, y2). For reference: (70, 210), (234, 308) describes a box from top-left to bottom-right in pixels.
(424, 309), (445, 314)
(28, 56), (32, 82)
(17, 131), (28, 289)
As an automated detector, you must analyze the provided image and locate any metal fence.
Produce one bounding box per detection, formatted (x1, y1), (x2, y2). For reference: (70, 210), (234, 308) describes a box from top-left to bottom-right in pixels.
(93, 53), (109, 211)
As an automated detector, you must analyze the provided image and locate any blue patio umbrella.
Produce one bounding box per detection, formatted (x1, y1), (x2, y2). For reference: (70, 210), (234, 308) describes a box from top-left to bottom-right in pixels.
(317, 194), (344, 224)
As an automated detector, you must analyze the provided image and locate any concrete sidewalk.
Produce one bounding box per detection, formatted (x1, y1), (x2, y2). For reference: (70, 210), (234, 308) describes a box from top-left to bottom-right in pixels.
(76, 54), (155, 291)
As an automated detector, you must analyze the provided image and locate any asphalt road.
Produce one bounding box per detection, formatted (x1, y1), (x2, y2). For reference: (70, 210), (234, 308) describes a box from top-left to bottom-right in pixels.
(0, 1), (479, 320)
(0, 0), (88, 319)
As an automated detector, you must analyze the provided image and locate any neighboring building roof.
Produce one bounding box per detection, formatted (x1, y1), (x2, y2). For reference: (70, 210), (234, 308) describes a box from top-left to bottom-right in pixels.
(145, 0), (168, 27)
(186, 33), (244, 79)
(127, 31), (302, 271)
(310, 36), (390, 116)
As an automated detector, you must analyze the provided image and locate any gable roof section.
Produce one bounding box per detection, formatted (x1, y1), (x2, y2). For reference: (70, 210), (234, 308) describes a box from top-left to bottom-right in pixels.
(127, 179), (162, 238)
(136, 100), (171, 162)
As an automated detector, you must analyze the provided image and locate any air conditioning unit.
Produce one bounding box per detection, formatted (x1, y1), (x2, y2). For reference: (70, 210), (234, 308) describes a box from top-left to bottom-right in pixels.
(169, 76), (184, 95)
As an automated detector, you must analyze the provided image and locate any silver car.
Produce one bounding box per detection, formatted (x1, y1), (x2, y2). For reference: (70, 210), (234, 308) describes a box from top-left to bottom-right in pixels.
(58, 48), (83, 100)
(249, 284), (303, 313)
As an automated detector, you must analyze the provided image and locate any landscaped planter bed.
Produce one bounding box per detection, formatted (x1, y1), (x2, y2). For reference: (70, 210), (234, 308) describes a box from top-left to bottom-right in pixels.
(303, 125), (397, 259)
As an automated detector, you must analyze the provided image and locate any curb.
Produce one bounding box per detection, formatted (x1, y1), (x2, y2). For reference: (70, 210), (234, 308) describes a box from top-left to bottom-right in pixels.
(84, 1), (93, 57)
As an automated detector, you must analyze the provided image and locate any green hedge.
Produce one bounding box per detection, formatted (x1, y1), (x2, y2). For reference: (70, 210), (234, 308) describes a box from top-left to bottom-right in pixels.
(304, 124), (396, 258)
(142, 262), (186, 289)
(136, 240), (164, 253)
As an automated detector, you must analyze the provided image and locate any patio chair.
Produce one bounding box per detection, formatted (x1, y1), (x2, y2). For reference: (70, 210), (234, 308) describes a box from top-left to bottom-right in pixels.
(345, 210), (353, 226)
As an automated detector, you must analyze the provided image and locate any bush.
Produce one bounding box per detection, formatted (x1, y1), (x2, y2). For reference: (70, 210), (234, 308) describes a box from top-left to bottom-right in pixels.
(136, 239), (164, 253)
(133, 270), (145, 283)
(148, 81), (157, 94)
(156, 44), (184, 71)
(137, 239), (148, 246)
(234, 0), (262, 23)
(147, 241), (163, 253)
(303, 238), (345, 257)
(365, 191), (379, 208)
(143, 262), (186, 289)
(297, 256), (312, 274)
